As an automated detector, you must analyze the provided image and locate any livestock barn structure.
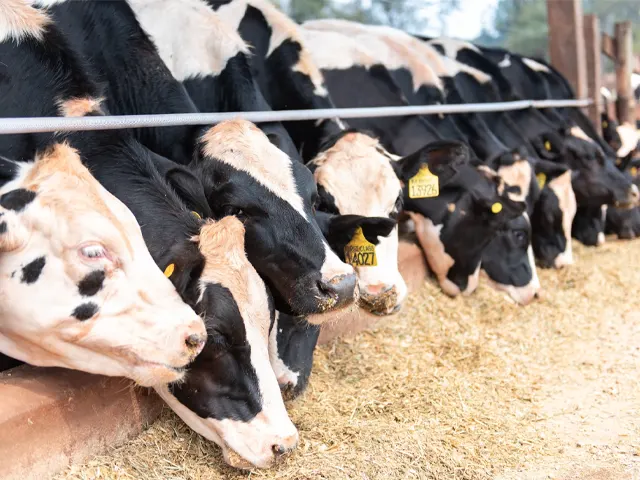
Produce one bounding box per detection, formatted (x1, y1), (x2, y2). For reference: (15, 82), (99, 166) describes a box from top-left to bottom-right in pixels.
(0, 0), (639, 479)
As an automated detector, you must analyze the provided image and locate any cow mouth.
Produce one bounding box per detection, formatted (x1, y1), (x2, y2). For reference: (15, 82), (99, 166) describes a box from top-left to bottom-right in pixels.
(359, 287), (400, 316)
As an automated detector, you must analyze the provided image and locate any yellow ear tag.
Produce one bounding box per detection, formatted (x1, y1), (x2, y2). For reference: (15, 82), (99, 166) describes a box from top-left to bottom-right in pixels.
(191, 211), (201, 219)
(631, 167), (638, 177)
(491, 202), (503, 214)
(603, 120), (608, 128)
(544, 141), (552, 151)
(344, 227), (377, 267)
(536, 172), (547, 190)
(616, 158), (622, 166)
(408, 164), (439, 199)
(164, 263), (175, 278)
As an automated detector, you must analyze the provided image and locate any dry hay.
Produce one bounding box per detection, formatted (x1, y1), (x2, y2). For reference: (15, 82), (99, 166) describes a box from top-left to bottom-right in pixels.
(60, 238), (640, 480)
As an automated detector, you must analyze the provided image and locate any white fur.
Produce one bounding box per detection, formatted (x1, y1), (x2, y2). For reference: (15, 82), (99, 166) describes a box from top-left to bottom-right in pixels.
(428, 37), (481, 59)
(570, 126), (595, 143)
(268, 313), (300, 388)
(128, 0), (249, 81)
(522, 57), (551, 73)
(498, 55), (512, 68)
(0, 145), (205, 386)
(616, 123), (639, 158)
(547, 171), (577, 268)
(0, 0), (50, 44)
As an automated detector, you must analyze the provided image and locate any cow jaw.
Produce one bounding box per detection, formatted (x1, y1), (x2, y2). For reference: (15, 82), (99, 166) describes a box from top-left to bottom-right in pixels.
(0, 144), (206, 385)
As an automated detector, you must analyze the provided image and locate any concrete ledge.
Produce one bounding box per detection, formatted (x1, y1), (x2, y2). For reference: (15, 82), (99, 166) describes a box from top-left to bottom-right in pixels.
(319, 239), (427, 344)
(0, 366), (162, 480)
(0, 240), (427, 479)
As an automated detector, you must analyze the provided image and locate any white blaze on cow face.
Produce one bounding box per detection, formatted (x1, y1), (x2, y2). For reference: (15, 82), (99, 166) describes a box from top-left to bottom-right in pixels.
(56, 96), (104, 117)
(158, 217), (298, 469)
(521, 57), (551, 73)
(202, 120), (307, 219)
(0, 0), (50, 44)
(408, 213), (479, 297)
(311, 133), (407, 312)
(0, 143), (206, 386)
(216, 0), (328, 97)
(128, 0), (250, 81)
(498, 159), (533, 203)
(548, 170), (577, 268)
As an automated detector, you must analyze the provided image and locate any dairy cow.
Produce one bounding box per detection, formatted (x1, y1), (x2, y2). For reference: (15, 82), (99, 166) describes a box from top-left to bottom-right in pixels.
(0, 0), (210, 385)
(47, 0), (358, 318)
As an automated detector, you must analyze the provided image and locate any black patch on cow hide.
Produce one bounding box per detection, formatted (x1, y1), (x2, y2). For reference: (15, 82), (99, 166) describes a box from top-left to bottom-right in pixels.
(72, 302), (99, 321)
(78, 270), (106, 296)
(21, 256), (46, 284)
(0, 222), (6, 235)
(0, 189), (36, 212)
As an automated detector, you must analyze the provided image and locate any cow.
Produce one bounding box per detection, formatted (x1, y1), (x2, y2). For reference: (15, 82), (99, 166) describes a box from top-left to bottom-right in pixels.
(156, 216), (298, 470)
(0, 0), (211, 386)
(2, 4), (301, 468)
(159, 0), (410, 315)
(45, 0), (358, 318)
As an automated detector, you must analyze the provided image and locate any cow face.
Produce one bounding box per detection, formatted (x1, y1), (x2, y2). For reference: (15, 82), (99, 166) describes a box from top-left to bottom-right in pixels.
(192, 120), (356, 318)
(308, 131), (406, 315)
(561, 136), (638, 208)
(531, 163), (577, 268)
(482, 214), (540, 305)
(269, 312), (320, 400)
(0, 144), (206, 386)
(407, 164), (526, 297)
(156, 217), (298, 470)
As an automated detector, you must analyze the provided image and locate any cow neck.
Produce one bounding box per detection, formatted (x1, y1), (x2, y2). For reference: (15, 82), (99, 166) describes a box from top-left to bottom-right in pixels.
(49, 1), (201, 166)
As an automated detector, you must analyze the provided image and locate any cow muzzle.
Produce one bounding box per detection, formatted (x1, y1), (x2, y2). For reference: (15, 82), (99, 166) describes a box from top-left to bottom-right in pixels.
(615, 184), (640, 209)
(359, 284), (400, 316)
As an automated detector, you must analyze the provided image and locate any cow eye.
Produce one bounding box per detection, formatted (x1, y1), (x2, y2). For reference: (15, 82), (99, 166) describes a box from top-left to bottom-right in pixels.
(79, 243), (108, 260)
(513, 230), (528, 244)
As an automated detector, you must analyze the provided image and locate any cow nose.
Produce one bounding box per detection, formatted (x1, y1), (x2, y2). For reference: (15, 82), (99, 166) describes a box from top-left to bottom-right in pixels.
(271, 432), (298, 457)
(184, 332), (206, 354)
(317, 273), (357, 309)
(362, 283), (393, 296)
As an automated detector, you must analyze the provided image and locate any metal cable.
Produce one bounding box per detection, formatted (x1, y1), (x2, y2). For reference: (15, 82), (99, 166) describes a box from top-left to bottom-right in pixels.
(0, 99), (591, 135)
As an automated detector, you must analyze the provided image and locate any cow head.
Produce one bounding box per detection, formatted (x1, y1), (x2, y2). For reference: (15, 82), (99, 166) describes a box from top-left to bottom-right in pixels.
(269, 312), (320, 400)
(192, 120), (357, 318)
(308, 131), (406, 315)
(530, 161), (577, 268)
(0, 144), (206, 386)
(482, 214), (540, 305)
(156, 217), (298, 470)
(402, 144), (526, 296)
(560, 135), (638, 209)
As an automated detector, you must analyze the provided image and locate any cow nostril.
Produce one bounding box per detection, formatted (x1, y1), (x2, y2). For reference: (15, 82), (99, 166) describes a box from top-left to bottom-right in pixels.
(272, 444), (287, 456)
(185, 333), (205, 350)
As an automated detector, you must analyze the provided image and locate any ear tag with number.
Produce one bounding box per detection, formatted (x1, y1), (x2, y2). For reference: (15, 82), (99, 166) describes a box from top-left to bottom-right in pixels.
(544, 141), (552, 151)
(408, 165), (439, 199)
(344, 227), (377, 267)
(491, 202), (503, 214)
(164, 263), (175, 278)
(536, 172), (547, 190)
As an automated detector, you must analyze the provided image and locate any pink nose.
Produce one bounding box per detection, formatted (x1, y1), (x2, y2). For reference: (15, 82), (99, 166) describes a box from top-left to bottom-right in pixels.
(362, 283), (393, 296)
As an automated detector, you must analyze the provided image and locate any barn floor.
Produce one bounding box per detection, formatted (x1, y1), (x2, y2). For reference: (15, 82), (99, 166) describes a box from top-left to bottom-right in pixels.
(59, 239), (640, 480)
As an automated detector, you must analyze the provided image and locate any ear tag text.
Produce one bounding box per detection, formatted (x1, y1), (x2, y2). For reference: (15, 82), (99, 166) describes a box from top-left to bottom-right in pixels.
(164, 263), (175, 278)
(409, 165), (439, 199)
(344, 227), (377, 267)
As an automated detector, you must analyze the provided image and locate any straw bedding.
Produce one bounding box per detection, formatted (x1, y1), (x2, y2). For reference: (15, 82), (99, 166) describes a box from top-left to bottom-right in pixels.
(60, 238), (640, 480)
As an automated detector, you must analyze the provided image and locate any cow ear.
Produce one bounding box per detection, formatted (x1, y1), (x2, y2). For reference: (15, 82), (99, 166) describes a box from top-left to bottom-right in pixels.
(0, 208), (28, 253)
(392, 140), (470, 183)
(534, 159), (569, 182)
(314, 210), (335, 240)
(324, 214), (396, 249)
(161, 240), (206, 303)
(150, 153), (212, 217)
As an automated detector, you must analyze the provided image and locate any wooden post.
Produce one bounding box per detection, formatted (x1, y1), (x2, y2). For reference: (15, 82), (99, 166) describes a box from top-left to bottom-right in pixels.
(546, 0), (588, 99)
(583, 14), (602, 136)
(614, 21), (635, 124)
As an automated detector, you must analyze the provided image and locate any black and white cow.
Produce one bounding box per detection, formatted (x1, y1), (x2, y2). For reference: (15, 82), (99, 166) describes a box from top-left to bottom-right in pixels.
(46, 0), (358, 318)
(183, 0), (409, 315)
(2, 4), (301, 468)
(0, 0), (209, 386)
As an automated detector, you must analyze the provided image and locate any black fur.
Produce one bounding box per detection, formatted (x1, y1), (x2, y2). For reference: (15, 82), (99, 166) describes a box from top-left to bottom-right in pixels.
(0, 189), (36, 212)
(20, 256), (46, 284)
(72, 302), (99, 321)
(77, 270), (106, 297)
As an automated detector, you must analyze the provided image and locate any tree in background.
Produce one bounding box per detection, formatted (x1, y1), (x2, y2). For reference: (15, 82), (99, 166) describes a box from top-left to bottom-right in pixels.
(475, 0), (639, 60)
(284, 0), (460, 33)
